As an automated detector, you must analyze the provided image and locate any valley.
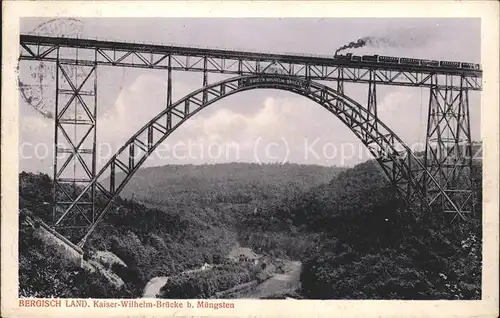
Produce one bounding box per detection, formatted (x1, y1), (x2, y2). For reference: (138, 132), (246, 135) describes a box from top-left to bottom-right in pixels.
(18, 160), (482, 299)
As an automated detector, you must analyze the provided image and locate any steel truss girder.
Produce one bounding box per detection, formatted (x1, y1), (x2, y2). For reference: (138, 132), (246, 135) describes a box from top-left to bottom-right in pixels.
(19, 35), (482, 90)
(52, 51), (98, 228)
(51, 75), (462, 247)
(367, 69), (378, 135)
(424, 74), (475, 220)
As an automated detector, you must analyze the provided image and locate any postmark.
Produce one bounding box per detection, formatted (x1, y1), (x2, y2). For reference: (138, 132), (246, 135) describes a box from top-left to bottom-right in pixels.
(19, 18), (85, 119)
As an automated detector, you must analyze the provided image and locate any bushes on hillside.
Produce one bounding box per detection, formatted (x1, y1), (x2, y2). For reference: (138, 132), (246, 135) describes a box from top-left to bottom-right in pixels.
(297, 158), (482, 300)
(301, 249), (435, 299)
(300, 218), (482, 300)
(238, 231), (321, 260)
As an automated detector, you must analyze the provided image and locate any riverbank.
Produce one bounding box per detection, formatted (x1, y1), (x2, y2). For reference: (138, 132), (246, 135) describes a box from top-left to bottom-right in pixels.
(237, 261), (302, 299)
(143, 264), (213, 298)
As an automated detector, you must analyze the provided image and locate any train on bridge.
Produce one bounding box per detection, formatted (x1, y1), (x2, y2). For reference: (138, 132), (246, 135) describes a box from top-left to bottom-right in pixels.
(334, 53), (481, 70)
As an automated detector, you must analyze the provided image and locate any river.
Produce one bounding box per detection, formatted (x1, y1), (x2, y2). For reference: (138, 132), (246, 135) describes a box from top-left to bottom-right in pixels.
(238, 261), (302, 299)
(142, 264), (213, 298)
(143, 276), (169, 298)
(142, 261), (302, 299)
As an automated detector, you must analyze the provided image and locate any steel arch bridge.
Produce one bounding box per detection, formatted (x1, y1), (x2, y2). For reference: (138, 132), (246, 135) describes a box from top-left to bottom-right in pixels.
(18, 35), (482, 248)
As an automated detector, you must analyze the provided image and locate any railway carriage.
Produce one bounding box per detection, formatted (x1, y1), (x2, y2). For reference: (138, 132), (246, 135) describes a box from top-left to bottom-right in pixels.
(400, 58), (421, 66)
(460, 62), (480, 70)
(361, 55), (378, 62)
(379, 56), (399, 64)
(333, 53), (480, 71)
(440, 60), (461, 68)
(421, 59), (440, 67)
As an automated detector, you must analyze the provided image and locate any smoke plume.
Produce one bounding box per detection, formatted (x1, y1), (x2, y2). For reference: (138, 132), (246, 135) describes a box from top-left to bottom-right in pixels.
(335, 36), (405, 54)
(335, 38), (368, 55)
(335, 26), (442, 55)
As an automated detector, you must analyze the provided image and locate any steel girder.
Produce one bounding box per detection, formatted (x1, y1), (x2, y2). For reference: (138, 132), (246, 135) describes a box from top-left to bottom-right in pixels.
(48, 75), (459, 247)
(367, 69), (378, 135)
(19, 35), (482, 90)
(52, 53), (98, 228)
(424, 74), (475, 221)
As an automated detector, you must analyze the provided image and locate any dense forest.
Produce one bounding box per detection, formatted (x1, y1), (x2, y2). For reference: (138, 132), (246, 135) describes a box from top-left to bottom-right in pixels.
(294, 160), (482, 299)
(18, 159), (482, 299)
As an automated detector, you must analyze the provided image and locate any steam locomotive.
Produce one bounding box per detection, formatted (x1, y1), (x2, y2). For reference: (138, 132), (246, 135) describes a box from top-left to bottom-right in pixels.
(334, 53), (481, 70)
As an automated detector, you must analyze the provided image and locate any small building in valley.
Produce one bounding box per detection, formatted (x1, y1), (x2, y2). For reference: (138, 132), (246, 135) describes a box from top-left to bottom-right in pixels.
(228, 246), (262, 264)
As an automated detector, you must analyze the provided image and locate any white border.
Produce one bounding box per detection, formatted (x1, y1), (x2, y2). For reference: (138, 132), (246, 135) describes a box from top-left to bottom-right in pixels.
(2, 1), (499, 317)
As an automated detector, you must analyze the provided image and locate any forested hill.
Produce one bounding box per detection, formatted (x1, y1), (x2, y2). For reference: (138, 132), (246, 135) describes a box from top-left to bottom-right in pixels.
(19, 156), (482, 299)
(118, 162), (344, 206)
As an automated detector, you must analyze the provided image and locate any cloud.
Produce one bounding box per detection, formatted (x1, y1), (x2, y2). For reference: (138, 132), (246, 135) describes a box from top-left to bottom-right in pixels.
(200, 109), (248, 138)
(378, 91), (414, 113)
(336, 24), (446, 55)
(183, 96), (305, 144)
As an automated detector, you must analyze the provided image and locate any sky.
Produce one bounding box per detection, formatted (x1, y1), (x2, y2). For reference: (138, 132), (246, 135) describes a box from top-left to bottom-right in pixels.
(18, 18), (481, 175)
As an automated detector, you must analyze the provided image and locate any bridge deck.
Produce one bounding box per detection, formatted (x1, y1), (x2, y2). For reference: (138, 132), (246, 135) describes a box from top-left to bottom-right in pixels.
(19, 34), (482, 90)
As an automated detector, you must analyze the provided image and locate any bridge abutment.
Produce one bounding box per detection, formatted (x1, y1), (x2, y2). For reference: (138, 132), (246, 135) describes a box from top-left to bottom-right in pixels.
(27, 216), (83, 267)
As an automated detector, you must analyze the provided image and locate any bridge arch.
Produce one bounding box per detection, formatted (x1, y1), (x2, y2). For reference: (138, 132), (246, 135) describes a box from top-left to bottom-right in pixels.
(59, 75), (461, 247)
